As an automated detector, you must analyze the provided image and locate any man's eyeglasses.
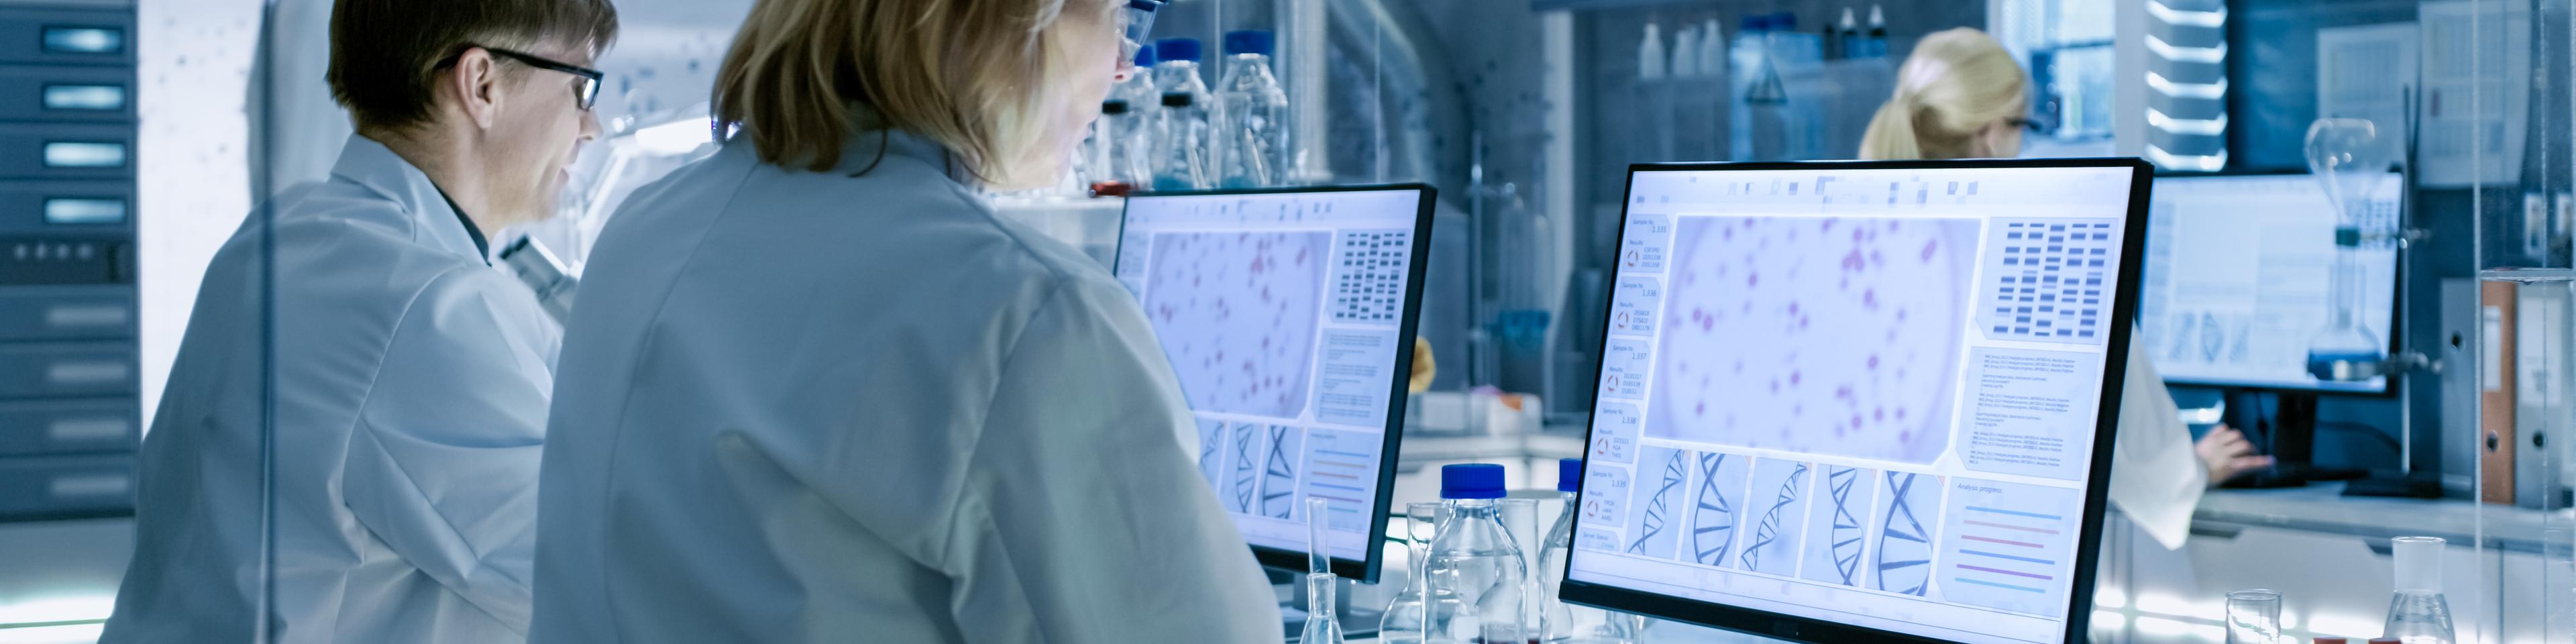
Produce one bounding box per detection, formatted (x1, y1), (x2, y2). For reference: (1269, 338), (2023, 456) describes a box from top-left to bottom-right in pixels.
(1118, 0), (1165, 66)
(444, 46), (604, 111)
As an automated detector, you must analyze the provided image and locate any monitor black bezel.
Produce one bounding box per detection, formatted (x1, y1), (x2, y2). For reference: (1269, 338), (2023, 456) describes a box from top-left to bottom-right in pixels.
(1558, 158), (2154, 644)
(2141, 168), (2407, 397)
(1113, 182), (1438, 584)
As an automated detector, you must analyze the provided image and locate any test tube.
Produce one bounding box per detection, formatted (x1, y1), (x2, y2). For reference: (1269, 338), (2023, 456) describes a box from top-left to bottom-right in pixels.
(1307, 496), (1331, 575)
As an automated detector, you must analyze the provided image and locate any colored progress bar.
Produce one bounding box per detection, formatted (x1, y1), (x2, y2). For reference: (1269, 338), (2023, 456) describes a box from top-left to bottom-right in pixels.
(1955, 564), (2053, 580)
(1952, 577), (2046, 593)
(1961, 535), (2044, 548)
(1960, 549), (2055, 566)
(1965, 506), (2063, 521)
(1963, 520), (2061, 535)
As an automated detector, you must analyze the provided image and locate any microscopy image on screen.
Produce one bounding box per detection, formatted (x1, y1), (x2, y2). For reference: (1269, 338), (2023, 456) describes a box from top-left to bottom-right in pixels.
(1142, 231), (1332, 419)
(1646, 216), (1980, 464)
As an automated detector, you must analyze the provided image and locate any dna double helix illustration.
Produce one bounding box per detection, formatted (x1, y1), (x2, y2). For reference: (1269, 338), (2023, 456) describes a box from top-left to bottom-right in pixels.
(1876, 471), (1934, 596)
(1230, 423), (1259, 513)
(1739, 463), (1807, 572)
(1825, 466), (1865, 585)
(1627, 450), (1686, 555)
(1259, 426), (1300, 519)
(1688, 453), (1737, 566)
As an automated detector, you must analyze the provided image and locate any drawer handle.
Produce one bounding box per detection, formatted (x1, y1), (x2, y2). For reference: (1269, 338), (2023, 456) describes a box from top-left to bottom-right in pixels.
(44, 198), (127, 225)
(47, 417), (125, 442)
(47, 473), (127, 498)
(40, 27), (122, 55)
(2189, 522), (2244, 540)
(44, 304), (125, 328)
(41, 85), (123, 111)
(46, 360), (125, 385)
(42, 142), (123, 168)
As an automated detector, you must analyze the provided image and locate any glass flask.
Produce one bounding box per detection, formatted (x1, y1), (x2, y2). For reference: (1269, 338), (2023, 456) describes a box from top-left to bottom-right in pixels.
(2302, 118), (2397, 382)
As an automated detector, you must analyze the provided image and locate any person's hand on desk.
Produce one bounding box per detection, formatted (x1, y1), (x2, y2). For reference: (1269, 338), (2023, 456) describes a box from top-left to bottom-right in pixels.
(2196, 423), (2273, 486)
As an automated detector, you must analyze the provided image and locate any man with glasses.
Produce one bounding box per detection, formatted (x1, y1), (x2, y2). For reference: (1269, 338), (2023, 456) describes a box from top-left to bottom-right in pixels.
(103, 1), (616, 642)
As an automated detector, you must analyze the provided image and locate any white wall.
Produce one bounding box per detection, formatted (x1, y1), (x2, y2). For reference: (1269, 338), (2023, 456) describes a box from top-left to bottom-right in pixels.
(137, 0), (262, 428)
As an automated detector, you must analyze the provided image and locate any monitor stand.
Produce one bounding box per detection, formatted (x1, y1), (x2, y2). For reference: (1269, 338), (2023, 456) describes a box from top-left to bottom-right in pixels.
(2220, 391), (2369, 488)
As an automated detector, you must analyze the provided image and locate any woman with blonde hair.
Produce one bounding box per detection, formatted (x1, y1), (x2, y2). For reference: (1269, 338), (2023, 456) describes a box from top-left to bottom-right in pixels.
(1859, 28), (2271, 551)
(529, 0), (1282, 641)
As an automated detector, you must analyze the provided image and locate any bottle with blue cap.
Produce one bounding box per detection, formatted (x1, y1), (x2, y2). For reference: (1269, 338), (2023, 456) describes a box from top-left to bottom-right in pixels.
(1216, 30), (1291, 189)
(1537, 458), (1638, 643)
(1148, 37), (1214, 191)
(1091, 46), (1160, 187)
(1424, 464), (1532, 643)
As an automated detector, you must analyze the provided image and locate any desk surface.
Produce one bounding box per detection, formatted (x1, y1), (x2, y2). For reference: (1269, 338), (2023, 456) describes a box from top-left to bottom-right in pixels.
(2194, 482), (2571, 552)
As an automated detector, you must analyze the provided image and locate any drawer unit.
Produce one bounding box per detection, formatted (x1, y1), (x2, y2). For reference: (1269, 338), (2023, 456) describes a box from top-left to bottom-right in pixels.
(0, 286), (128, 341)
(0, 340), (131, 398)
(0, 1), (131, 522)
(0, 397), (130, 456)
(0, 7), (129, 68)
(0, 64), (127, 122)
(0, 453), (130, 519)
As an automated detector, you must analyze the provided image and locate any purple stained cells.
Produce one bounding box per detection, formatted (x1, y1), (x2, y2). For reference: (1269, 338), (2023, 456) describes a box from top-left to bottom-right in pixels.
(1142, 231), (1331, 419)
(1644, 216), (1977, 464)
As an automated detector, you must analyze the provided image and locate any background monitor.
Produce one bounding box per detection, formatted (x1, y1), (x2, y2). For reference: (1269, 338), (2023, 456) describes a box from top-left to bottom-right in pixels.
(1114, 184), (1435, 584)
(1562, 160), (2151, 644)
(2137, 171), (2404, 394)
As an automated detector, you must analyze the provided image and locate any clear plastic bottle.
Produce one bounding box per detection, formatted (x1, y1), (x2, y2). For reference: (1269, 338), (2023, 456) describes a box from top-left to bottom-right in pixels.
(2382, 537), (2456, 644)
(1425, 464), (1532, 644)
(1092, 46), (1158, 188)
(1216, 30), (1289, 189)
(1148, 38), (1213, 191)
(1539, 459), (1635, 643)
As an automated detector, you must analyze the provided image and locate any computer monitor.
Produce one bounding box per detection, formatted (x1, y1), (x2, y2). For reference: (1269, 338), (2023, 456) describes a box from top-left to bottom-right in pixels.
(1114, 184), (1435, 584)
(2138, 171), (2404, 394)
(1562, 160), (2151, 644)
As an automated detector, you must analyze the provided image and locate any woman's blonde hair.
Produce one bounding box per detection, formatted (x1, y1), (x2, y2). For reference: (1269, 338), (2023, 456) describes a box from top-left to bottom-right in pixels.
(712, 0), (1100, 186)
(1858, 28), (2028, 160)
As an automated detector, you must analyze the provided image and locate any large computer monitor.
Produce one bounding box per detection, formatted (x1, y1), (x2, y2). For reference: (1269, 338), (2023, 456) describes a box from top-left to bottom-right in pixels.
(1114, 184), (1435, 584)
(1561, 160), (2151, 644)
(2137, 171), (2404, 394)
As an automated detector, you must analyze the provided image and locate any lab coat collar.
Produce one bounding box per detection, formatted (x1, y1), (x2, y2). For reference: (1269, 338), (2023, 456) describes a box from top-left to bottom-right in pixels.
(837, 106), (985, 191)
(330, 135), (492, 265)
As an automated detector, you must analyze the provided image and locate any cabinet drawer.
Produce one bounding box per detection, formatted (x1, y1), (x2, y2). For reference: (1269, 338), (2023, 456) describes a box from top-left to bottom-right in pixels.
(0, 124), (130, 180)
(0, 453), (129, 520)
(0, 398), (131, 456)
(0, 64), (127, 122)
(0, 8), (130, 67)
(0, 341), (130, 398)
(0, 286), (129, 340)
(0, 180), (131, 233)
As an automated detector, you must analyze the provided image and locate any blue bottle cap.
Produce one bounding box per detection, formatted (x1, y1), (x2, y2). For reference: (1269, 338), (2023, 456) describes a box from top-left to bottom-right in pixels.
(1739, 15), (1766, 32)
(1772, 12), (1799, 30)
(1133, 46), (1157, 68)
(1154, 38), (1202, 62)
(1223, 30), (1275, 56)
(1441, 464), (1507, 500)
(1558, 458), (1582, 493)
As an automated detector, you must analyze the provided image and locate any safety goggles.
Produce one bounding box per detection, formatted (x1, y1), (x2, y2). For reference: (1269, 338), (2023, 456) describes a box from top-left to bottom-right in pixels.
(1118, 0), (1165, 66)
(457, 46), (605, 112)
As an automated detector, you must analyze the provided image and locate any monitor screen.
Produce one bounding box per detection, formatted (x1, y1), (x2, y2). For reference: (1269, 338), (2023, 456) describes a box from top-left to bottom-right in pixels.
(1114, 184), (1434, 583)
(1562, 160), (2150, 644)
(2137, 172), (2402, 394)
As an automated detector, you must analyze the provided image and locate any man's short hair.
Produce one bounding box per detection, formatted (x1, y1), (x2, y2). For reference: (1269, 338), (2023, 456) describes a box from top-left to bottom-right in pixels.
(327, 0), (620, 131)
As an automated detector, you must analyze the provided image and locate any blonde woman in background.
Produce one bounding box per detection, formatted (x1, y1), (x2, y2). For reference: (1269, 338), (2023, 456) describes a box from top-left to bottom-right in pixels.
(1859, 28), (2271, 551)
(528, 0), (1281, 641)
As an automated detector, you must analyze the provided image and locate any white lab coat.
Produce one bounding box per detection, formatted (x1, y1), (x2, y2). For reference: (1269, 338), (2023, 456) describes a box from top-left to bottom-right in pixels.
(531, 129), (1282, 643)
(2108, 329), (2209, 551)
(103, 137), (559, 643)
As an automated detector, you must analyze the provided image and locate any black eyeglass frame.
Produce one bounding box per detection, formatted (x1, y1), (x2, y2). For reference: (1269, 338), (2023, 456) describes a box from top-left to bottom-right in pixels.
(440, 45), (605, 111)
